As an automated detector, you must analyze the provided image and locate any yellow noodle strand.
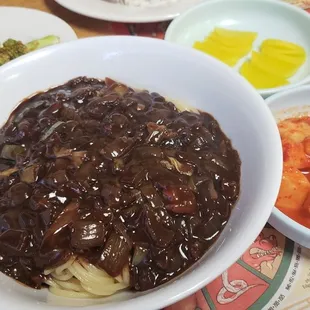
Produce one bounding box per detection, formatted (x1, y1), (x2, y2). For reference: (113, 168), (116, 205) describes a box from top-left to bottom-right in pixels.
(81, 282), (127, 296)
(70, 262), (114, 285)
(45, 257), (129, 299)
(51, 270), (74, 281)
(55, 257), (76, 275)
(49, 286), (99, 299)
(54, 278), (85, 292)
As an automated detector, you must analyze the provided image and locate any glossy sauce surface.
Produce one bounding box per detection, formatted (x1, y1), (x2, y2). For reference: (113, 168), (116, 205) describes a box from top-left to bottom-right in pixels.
(0, 77), (241, 291)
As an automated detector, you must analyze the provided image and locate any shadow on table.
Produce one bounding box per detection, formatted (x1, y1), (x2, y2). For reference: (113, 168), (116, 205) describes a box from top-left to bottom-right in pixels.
(44, 0), (112, 37)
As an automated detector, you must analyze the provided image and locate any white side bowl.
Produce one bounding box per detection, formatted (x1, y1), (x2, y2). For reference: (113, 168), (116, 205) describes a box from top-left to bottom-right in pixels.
(165, 0), (310, 98)
(266, 86), (310, 248)
(0, 36), (282, 310)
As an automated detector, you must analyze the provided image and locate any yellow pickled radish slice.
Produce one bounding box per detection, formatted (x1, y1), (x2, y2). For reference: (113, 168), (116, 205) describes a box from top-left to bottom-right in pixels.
(251, 51), (301, 79)
(261, 44), (306, 58)
(193, 28), (259, 67)
(214, 27), (258, 42)
(193, 41), (240, 66)
(206, 51), (240, 66)
(200, 39), (252, 57)
(261, 48), (306, 66)
(240, 61), (289, 89)
(193, 41), (204, 50)
(261, 39), (305, 53)
(207, 36), (249, 48)
(208, 31), (257, 47)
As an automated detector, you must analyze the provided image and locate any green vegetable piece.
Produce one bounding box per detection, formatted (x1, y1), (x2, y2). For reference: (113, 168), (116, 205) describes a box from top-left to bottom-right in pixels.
(26, 35), (60, 52)
(2, 39), (27, 59)
(0, 35), (60, 66)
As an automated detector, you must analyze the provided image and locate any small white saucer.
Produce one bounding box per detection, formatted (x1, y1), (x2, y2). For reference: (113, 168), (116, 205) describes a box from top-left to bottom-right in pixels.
(165, 0), (310, 97)
(0, 7), (77, 47)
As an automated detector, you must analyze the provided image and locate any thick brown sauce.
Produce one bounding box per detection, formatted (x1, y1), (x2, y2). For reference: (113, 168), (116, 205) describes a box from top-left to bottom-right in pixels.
(0, 77), (240, 291)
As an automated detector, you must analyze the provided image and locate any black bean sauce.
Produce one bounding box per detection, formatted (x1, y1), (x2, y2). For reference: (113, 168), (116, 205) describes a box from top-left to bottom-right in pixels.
(0, 77), (241, 291)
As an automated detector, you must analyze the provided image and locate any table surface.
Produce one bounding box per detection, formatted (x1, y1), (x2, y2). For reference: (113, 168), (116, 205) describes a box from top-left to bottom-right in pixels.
(0, 0), (114, 38)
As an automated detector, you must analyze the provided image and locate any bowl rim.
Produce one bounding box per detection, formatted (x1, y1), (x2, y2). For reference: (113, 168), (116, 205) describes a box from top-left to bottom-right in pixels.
(265, 85), (310, 247)
(164, 0), (310, 97)
(270, 208), (310, 238)
(0, 35), (283, 309)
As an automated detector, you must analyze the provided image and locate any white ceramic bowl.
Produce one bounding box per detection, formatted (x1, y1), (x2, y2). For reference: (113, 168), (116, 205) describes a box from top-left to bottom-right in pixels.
(165, 0), (310, 98)
(266, 86), (310, 248)
(0, 36), (282, 310)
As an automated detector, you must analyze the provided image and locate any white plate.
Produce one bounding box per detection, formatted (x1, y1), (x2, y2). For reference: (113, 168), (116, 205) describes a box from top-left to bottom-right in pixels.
(0, 7), (77, 46)
(165, 0), (310, 97)
(54, 0), (203, 23)
(266, 86), (310, 248)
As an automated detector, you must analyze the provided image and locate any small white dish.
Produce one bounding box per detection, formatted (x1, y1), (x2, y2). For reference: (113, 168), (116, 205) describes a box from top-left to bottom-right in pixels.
(0, 7), (77, 46)
(266, 86), (310, 248)
(165, 0), (310, 97)
(55, 0), (202, 23)
(0, 36), (282, 310)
